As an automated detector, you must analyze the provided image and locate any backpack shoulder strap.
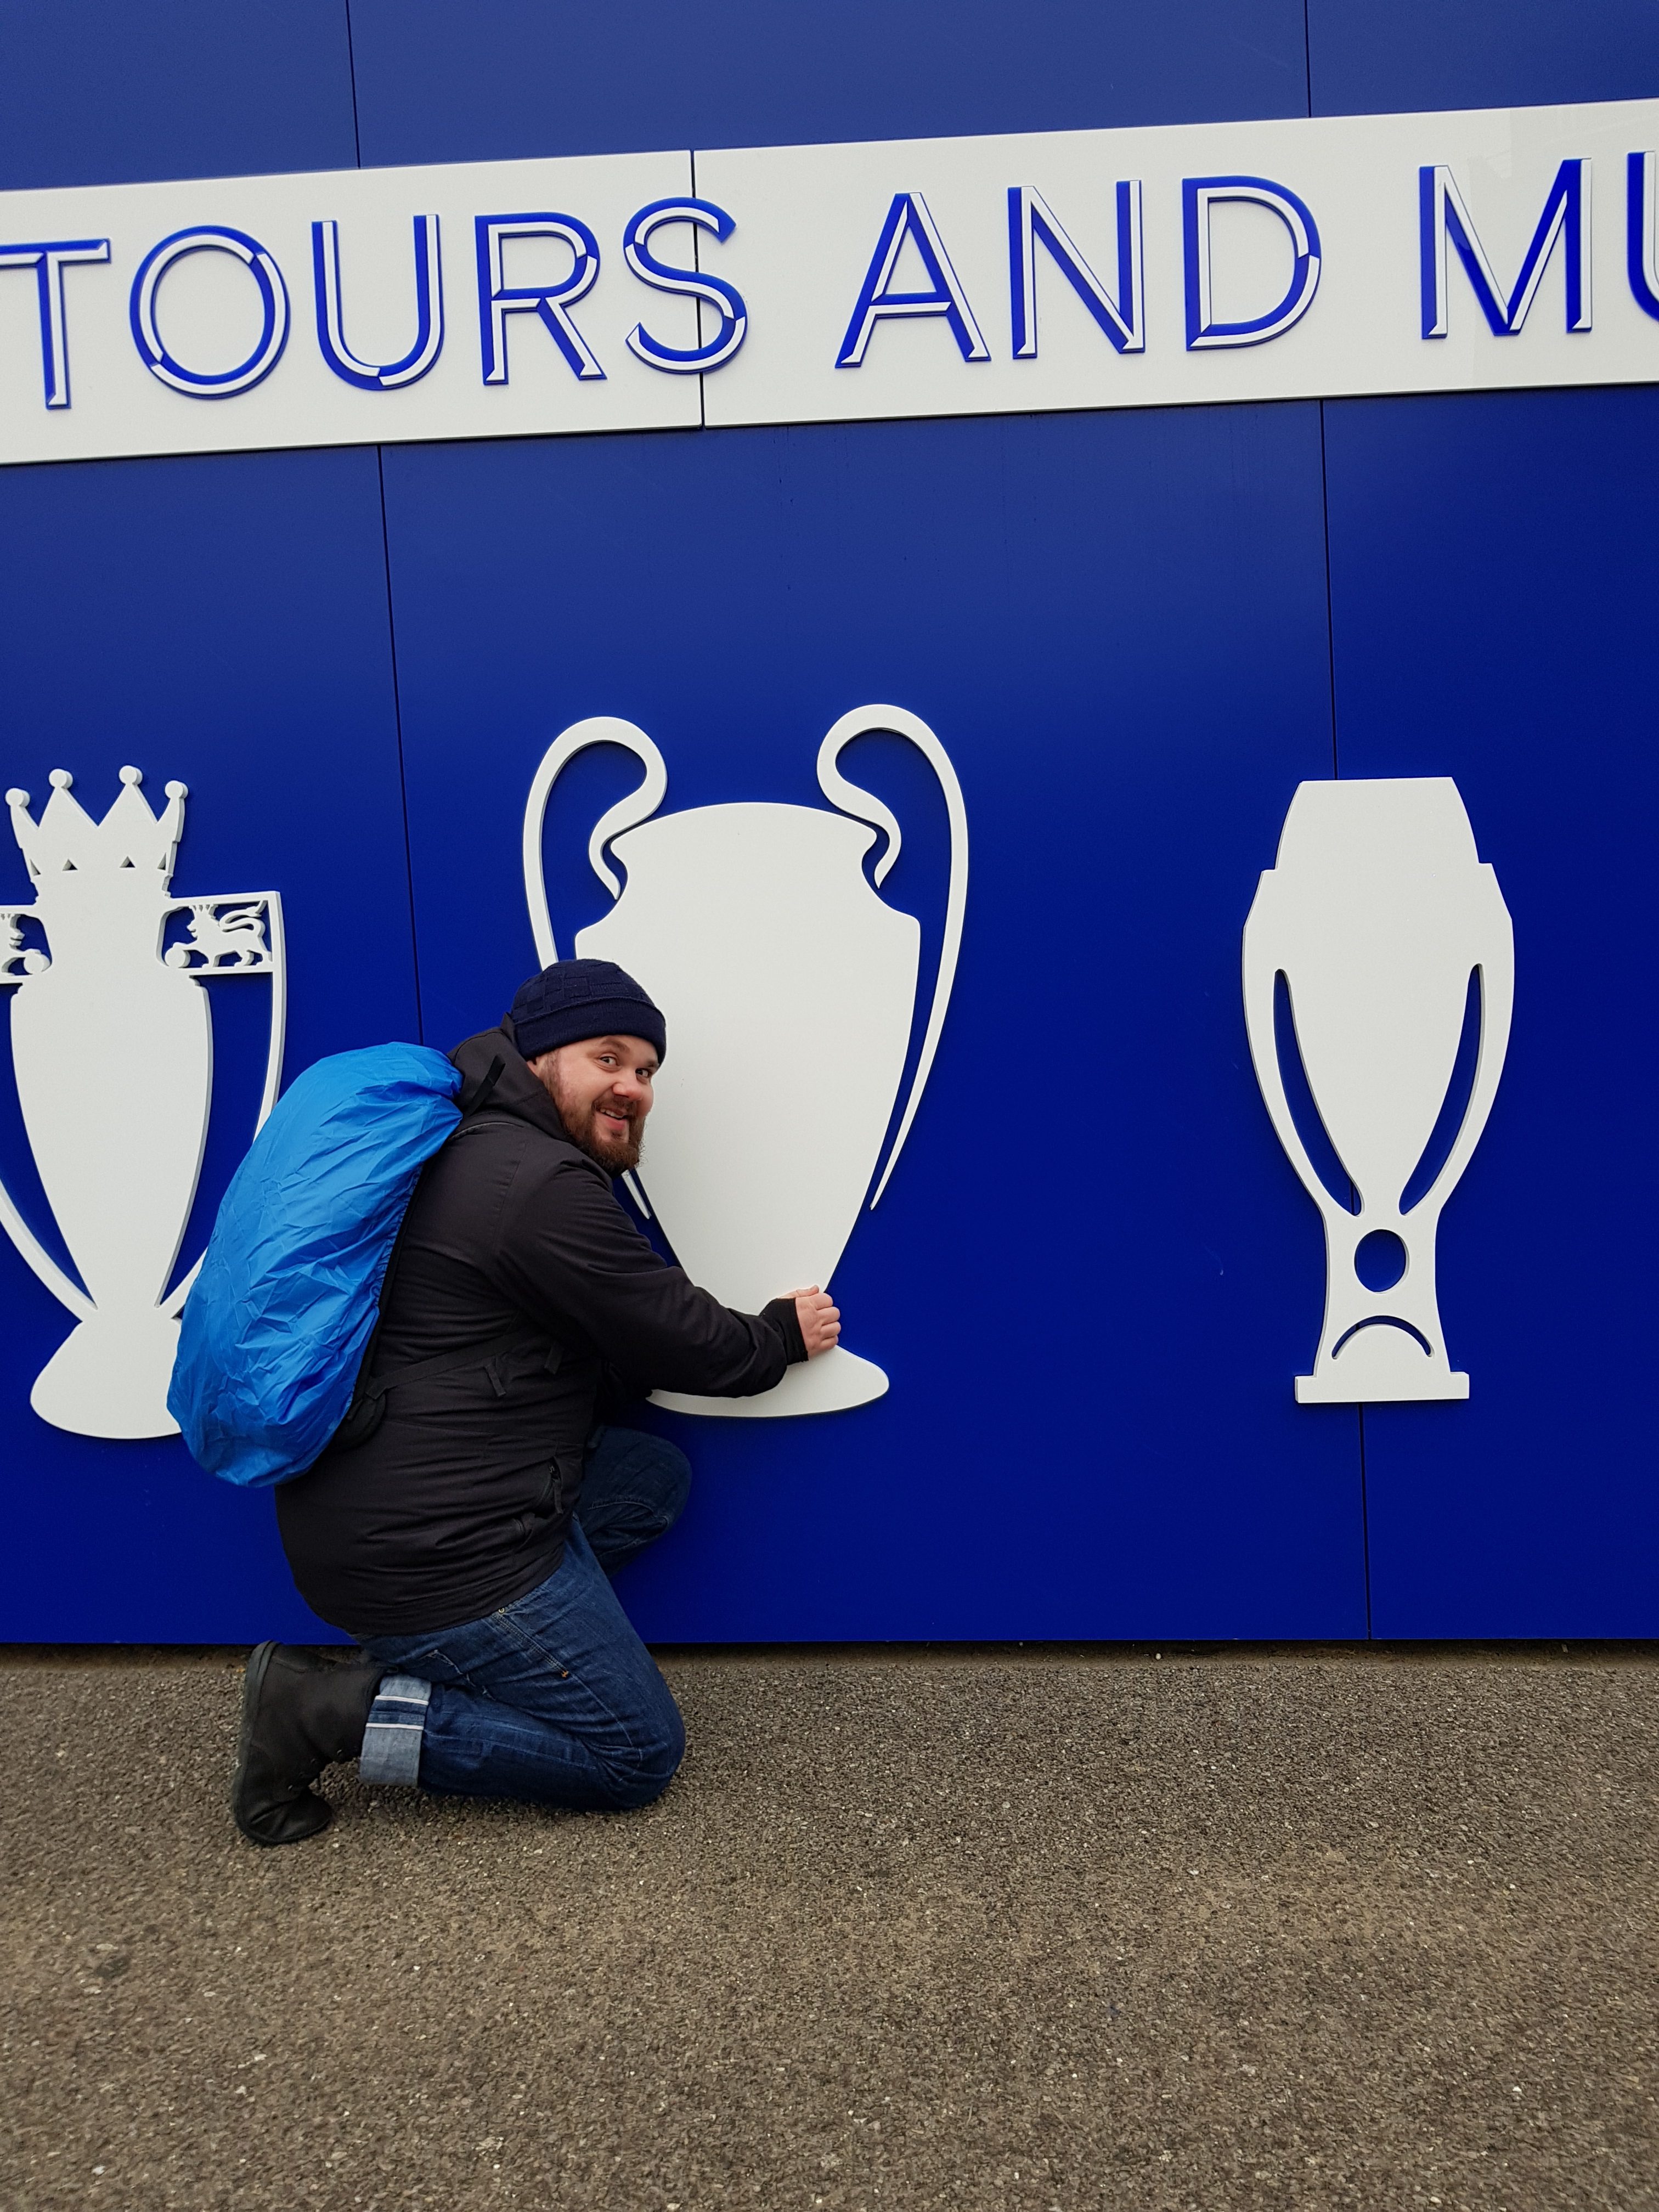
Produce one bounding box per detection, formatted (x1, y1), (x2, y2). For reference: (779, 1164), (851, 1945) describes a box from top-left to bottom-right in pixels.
(456, 1053), (506, 1117)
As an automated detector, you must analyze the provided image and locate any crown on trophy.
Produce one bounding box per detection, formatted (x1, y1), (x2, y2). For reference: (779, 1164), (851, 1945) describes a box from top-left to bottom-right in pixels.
(7, 766), (188, 887)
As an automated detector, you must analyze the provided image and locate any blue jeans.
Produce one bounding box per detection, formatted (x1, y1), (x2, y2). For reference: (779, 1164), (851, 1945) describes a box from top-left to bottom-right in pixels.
(356, 1426), (691, 1811)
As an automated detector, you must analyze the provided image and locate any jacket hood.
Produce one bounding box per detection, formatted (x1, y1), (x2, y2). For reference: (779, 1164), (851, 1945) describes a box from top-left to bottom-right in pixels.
(449, 1023), (599, 1167)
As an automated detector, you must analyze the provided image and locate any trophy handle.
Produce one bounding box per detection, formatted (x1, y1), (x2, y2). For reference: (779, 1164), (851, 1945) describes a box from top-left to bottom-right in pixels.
(160, 890), (288, 1318)
(1240, 888), (1346, 1216)
(522, 718), (668, 965)
(0, 903), (93, 1314)
(1404, 867), (1515, 1220)
(816, 704), (969, 1209)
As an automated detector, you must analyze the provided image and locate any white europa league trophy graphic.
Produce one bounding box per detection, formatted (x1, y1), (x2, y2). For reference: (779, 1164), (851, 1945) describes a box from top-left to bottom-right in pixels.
(523, 708), (967, 1417)
(1242, 777), (1514, 1403)
(1, 767), (285, 1438)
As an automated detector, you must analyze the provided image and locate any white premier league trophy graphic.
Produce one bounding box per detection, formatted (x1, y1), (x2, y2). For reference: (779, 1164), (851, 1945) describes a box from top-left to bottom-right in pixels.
(1242, 776), (1514, 1403)
(522, 707), (967, 1417)
(1, 766), (285, 1438)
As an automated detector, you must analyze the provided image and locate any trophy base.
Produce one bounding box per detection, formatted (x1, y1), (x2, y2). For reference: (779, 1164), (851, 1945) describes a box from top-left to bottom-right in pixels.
(1296, 1368), (1469, 1404)
(31, 1311), (183, 1440)
(1293, 1311), (1472, 1406)
(652, 1345), (889, 1419)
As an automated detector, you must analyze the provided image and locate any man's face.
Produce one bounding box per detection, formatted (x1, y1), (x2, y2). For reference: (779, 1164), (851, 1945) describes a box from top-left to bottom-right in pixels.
(528, 1034), (657, 1175)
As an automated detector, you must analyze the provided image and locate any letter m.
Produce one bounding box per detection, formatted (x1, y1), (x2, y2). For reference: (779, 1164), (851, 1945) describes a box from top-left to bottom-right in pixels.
(1420, 159), (1592, 338)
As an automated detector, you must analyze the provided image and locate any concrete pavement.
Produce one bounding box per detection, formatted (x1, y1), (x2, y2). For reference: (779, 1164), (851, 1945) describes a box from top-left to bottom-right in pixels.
(3, 1644), (1655, 2211)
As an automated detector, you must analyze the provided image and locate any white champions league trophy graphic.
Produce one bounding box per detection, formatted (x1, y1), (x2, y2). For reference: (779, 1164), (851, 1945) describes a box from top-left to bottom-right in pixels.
(1243, 777), (1514, 1403)
(1, 767), (285, 1438)
(523, 708), (967, 1417)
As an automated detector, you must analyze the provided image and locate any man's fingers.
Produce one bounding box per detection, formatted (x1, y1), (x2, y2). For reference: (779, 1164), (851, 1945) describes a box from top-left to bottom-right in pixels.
(790, 1284), (842, 1357)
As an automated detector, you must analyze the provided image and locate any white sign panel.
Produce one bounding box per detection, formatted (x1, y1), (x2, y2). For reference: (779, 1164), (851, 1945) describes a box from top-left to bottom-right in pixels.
(701, 99), (1659, 427)
(0, 150), (703, 464)
(2, 97), (1657, 465)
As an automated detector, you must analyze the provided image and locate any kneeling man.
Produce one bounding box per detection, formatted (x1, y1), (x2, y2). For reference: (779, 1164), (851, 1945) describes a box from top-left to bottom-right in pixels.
(235, 958), (838, 1845)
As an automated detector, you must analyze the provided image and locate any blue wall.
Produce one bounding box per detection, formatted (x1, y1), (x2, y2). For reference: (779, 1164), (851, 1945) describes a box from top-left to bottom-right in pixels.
(2, 0), (1655, 1641)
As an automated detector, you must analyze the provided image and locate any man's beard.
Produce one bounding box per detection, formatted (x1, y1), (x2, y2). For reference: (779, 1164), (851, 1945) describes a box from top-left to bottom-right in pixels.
(553, 1087), (644, 1175)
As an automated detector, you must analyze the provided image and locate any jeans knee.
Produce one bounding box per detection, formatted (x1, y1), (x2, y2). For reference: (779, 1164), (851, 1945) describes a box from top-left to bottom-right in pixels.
(624, 1434), (690, 1528)
(605, 1694), (685, 1810)
(655, 1439), (692, 1523)
(589, 1428), (692, 1522)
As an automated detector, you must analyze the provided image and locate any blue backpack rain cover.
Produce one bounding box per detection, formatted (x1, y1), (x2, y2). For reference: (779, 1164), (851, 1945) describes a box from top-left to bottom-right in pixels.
(169, 1043), (464, 1488)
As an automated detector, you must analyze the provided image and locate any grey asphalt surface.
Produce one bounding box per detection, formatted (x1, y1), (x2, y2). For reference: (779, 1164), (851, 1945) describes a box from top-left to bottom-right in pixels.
(3, 1645), (1655, 2212)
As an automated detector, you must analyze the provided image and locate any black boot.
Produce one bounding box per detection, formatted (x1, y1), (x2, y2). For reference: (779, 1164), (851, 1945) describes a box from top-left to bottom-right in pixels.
(232, 1643), (383, 1846)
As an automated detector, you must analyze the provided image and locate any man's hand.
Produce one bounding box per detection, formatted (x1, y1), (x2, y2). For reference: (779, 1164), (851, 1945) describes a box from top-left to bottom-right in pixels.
(789, 1286), (840, 1358)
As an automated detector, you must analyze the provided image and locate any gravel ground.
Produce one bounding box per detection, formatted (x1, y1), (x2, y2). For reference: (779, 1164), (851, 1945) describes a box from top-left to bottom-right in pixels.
(2, 1645), (1655, 2212)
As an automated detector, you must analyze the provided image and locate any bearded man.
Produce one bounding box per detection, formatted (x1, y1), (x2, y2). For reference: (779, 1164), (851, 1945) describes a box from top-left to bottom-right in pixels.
(235, 958), (839, 1846)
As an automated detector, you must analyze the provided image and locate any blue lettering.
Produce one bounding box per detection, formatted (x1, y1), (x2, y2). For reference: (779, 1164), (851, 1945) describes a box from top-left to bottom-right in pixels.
(1008, 183), (1143, 358)
(837, 193), (989, 368)
(475, 215), (603, 384)
(1183, 176), (1322, 351)
(1419, 159), (1591, 338)
(622, 198), (747, 373)
(313, 216), (444, 391)
(0, 239), (110, 409)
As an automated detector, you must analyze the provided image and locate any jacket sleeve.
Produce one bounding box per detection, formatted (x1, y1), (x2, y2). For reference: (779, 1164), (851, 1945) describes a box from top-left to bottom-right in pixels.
(490, 1153), (806, 1396)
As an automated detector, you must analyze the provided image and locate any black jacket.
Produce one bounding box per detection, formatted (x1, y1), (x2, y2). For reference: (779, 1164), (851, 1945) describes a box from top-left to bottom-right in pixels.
(274, 1026), (805, 1635)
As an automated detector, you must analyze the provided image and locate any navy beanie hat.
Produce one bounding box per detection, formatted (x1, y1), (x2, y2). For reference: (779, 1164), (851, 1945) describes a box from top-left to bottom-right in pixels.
(509, 959), (667, 1063)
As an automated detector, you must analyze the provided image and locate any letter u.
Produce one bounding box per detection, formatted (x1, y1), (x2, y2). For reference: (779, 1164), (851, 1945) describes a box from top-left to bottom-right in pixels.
(312, 215), (444, 391)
